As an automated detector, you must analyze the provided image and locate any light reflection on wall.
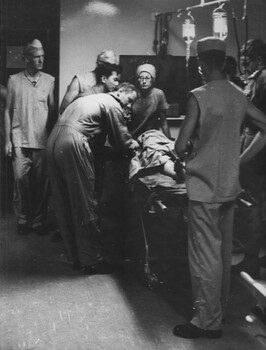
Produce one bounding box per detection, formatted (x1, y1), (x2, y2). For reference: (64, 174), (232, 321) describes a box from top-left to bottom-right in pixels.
(84, 1), (120, 16)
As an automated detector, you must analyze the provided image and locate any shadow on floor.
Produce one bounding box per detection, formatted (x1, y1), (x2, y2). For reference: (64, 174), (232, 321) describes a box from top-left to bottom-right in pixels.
(1, 211), (266, 350)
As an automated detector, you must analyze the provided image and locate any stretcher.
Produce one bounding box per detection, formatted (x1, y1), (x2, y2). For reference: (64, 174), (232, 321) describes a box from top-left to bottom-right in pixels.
(128, 130), (257, 289)
(240, 272), (266, 331)
(130, 172), (188, 288)
(130, 171), (256, 289)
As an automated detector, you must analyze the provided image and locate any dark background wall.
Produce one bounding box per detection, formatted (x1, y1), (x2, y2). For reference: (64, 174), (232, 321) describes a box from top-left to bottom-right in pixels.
(0, 0), (60, 104)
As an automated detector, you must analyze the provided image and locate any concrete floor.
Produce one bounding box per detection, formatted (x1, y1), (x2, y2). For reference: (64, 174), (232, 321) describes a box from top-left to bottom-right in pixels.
(1, 211), (266, 350)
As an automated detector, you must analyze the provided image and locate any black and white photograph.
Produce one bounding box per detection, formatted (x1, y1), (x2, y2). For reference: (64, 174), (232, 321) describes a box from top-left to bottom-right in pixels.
(1, 0), (266, 349)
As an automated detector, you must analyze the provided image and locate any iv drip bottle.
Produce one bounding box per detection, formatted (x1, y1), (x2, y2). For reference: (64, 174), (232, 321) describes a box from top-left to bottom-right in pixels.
(182, 12), (195, 44)
(212, 7), (228, 40)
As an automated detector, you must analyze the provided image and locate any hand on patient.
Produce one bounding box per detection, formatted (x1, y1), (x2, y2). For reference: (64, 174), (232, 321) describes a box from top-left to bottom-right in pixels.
(162, 158), (185, 184)
(131, 139), (139, 150)
(174, 158), (185, 183)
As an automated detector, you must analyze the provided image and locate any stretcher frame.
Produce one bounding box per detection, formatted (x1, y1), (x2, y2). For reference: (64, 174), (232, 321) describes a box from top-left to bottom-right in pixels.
(133, 178), (188, 288)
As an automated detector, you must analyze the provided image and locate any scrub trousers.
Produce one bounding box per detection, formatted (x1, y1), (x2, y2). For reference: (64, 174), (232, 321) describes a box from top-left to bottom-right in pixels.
(47, 125), (103, 267)
(12, 147), (49, 227)
(188, 200), (235, 330)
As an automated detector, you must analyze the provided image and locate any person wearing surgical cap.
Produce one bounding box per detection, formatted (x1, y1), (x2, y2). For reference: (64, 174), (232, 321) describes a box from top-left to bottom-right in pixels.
(173, 37), (266, 339)
(47, 83), (139, 274)
(230, 39), (266, 278)
(128, 63), (171, 139)
(59, 49), (122, 114)
(4, 39), (55, 236)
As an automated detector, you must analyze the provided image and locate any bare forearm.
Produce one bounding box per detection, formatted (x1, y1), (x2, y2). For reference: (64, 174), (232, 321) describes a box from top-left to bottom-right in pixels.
(240, 131), (266, 164)
(242, 103), (266, 163)
(175, 94), (199, 156)
(59, 97), (71, 115)
(59, 78), (79, 115)
(4, 109), (13, 156)
(160, 114), (171, 139)
(161, 122), (171, 139)
(4, 111), (11, 142)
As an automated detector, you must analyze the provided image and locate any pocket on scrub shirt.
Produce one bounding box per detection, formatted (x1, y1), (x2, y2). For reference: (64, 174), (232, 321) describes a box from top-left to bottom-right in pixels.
(36, 90), (48, 109)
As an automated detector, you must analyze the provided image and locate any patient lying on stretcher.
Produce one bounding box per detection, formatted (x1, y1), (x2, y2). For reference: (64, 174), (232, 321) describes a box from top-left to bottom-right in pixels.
(129, 129), (255, 207)
(128, 130), (255, 216)
(129, 129), (186, 189)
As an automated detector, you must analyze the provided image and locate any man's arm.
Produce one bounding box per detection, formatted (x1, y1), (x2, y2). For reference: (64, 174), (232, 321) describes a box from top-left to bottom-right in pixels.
(0, 84), (7, 101)
(240, 102), (266, 164)
(59, 77), (79, 114)
(46, 81), (57, 134)
(107, 107), (139, 154)
(160, 110), (171, 139)
(4, 79), (13, 156)
(175, 94), (199, 157)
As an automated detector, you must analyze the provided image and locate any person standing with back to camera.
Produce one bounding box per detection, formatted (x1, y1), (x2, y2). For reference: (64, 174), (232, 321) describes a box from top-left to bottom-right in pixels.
(173, 37), (266, 339)
(4, 39), (55, 236)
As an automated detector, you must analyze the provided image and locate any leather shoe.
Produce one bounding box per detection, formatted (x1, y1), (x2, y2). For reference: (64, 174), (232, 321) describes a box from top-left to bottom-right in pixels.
(81, 260), (117, 275)
(173, 323), (222, 339)
(17, 223), (30, 235)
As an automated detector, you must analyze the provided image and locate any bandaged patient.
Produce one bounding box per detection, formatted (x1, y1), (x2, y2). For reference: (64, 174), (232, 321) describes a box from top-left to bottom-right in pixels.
(129, 130), (255, 212)
(129, 129), (185, 186)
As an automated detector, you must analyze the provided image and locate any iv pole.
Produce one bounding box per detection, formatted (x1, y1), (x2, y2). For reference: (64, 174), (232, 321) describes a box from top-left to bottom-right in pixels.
(186, 0), (229, 11)
(155, 0), (230, 18)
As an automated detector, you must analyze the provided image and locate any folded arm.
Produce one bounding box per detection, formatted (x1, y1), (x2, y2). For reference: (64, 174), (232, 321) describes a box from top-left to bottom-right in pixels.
(240, 102), (266, 164)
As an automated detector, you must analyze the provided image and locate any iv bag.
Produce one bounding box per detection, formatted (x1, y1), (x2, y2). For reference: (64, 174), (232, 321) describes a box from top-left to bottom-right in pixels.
(182, 12), (195, 44)
(212, 6), (228, 40)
